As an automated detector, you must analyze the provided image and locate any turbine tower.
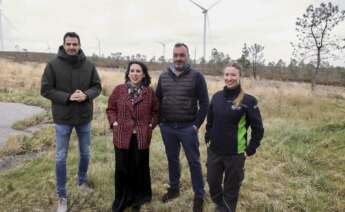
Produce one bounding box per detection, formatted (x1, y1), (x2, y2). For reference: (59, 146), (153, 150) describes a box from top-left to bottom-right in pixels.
(96, 38), (102, 57)
(0, 0), (4, 51)
(157, 41), (166, 60)
(189, 0), (222, 60)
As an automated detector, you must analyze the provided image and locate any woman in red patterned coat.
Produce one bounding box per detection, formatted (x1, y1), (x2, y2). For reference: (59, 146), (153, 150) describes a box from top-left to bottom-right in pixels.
(106, 61), (159, 212)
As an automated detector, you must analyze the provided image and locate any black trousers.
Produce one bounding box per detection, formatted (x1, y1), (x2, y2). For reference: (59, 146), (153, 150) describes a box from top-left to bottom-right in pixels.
(207, 148), (245, 212)
(112, 135), (152, 212)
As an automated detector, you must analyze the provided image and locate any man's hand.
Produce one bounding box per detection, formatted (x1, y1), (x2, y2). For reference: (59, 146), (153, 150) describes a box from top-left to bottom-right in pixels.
(69, 91), (79, 101)
(70, 90), (87, 102)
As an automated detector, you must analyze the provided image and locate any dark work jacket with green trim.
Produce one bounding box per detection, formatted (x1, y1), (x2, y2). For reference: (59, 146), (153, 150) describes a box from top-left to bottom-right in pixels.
(205, 85), (264, 156)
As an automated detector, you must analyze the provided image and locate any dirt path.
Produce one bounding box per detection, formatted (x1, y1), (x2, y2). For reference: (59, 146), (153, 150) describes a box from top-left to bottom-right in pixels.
(0, 102), (50, 171)
(0, 102), (45, 146)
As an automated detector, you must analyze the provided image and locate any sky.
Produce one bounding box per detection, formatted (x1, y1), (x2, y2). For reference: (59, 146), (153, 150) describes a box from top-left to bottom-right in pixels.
(1, 0), (345, 65)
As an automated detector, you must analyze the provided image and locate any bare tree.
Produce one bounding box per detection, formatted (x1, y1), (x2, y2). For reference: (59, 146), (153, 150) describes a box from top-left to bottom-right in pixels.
(248, 43), (264, 79)
(209, 48), (231, 65)
(237, 43), (251, 71)
(292, 2), (345, 90)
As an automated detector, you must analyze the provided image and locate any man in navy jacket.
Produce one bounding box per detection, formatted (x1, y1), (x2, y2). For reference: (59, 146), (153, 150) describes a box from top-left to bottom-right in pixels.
(156, 43), (209, 212)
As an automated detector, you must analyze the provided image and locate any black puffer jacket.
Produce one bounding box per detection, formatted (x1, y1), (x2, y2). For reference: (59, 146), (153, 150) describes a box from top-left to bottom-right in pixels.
(156, 64), (209, 128)
(41, 46), (102, 125)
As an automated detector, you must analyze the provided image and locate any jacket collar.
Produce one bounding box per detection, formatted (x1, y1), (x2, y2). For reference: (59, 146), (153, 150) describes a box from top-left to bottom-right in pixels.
(125, 86), (149, 111)
(57, 45), (86, 65)
(167, 64), (192, 78)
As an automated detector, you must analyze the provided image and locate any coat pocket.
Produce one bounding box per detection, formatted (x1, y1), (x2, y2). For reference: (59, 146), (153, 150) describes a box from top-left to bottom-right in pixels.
(146, 125), (153, 143)
(79, 101), (93, 118)
(52, 104), (71, 120)
(112, 125), (119, 143)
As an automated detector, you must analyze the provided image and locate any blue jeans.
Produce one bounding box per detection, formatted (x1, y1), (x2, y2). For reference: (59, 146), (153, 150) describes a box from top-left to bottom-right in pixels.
(160, 123), (205, 198)
(55, 122), (91, 198)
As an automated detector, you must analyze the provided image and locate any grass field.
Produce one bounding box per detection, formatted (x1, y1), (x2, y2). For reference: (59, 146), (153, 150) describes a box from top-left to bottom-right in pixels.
(0, 58), (344, 212)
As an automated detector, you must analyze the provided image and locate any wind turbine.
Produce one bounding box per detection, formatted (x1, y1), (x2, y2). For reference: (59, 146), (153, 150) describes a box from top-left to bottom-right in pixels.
(0, 0), (4, 51)
(189, 0), (222, 60)
(96, 37), (102, 57)
(156, 41), (166, 60)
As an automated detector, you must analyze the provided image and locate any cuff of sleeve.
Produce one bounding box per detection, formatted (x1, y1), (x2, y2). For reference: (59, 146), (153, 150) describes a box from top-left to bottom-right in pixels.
(109, 119), (115, 129)
(193, 121), (201, 129)
(84, 90), (93, 101)
(245, 146), (256, 156)
(65, 94), (72, 104)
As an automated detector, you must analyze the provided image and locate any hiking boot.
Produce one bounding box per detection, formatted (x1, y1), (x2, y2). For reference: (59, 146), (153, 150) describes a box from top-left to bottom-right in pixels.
(132, 205), (141, 212)
(161, 187), (180, 203)
(193, 196), (204, 212)
(215, 204), (232, 212)
(57, 197), (67, 212)
(77, 183), (94, 194)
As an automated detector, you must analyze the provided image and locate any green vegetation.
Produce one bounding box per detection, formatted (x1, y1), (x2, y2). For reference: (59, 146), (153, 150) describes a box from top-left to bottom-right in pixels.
(0, 86), (344, 212)
(0, 59), (344, 211)
(0, 88), (50, 109)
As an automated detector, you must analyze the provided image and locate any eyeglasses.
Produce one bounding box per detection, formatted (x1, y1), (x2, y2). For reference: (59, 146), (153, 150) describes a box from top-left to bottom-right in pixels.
(65, 43), (79, 47)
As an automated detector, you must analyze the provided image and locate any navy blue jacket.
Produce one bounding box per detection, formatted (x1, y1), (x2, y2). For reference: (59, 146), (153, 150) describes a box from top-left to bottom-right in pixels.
(205, 86), (264, 156)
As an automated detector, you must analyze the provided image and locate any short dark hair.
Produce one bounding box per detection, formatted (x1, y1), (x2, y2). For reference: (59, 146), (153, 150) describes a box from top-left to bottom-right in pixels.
(174, 43), (189, 55)
(125, 61), (151, 86)
(63, 32), (80, 44)
(225, 63), (242, 76)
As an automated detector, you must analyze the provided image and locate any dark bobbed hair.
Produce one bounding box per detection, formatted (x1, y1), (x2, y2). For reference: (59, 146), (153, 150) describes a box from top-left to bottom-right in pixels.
(125, 61), (151, 86)
(63, 32), (80, 44)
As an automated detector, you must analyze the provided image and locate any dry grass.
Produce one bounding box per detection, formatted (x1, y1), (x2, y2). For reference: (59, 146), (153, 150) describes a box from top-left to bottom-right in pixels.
(0, 59), (45, 91)
(0, 58), (345, 212)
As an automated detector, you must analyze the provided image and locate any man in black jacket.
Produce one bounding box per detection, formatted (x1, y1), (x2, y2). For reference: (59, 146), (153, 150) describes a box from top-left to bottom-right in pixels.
(156, 43), (209, 212)
(41, 32), (101, 212)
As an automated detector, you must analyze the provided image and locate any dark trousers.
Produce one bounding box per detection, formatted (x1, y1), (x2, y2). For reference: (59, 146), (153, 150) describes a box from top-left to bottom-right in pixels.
(112, 135), (152, 212)
(207, 148), (245, 212)
(160, 123), (205, 198)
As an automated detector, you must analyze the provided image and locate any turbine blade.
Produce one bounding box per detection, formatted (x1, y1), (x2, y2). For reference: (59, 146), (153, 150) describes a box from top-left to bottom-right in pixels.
(189, 0), (206, 11)
(3, 14), (16, 29)
(207, 0), (222, 10)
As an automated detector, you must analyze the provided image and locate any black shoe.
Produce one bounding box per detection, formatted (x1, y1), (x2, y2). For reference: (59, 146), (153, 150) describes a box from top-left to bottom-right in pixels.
(132, 205), (141, 212)
(215, 204), (232, 212)
(161, 187), (180, 203)
(193, 196), (204, 212)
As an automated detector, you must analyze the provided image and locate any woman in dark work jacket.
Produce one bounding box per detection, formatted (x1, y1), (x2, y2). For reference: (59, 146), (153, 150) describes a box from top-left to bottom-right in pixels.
(106, 61), (159, 212)
(205, 63), (264, 212)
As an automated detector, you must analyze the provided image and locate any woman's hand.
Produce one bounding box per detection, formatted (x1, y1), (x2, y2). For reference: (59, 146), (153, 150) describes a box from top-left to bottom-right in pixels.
(113, 121), (118, 127)
(204, 132), (211, 144)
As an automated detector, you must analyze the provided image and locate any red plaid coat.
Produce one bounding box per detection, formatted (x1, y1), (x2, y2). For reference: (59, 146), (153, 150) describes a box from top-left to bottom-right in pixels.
(106, 84), (159, 149)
